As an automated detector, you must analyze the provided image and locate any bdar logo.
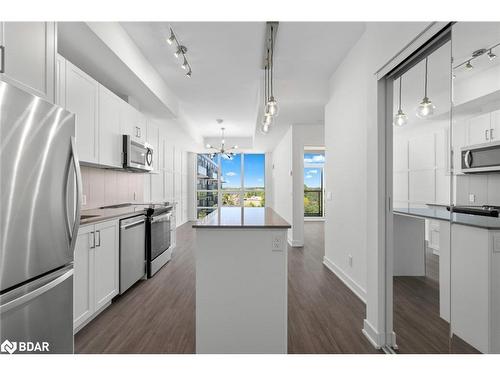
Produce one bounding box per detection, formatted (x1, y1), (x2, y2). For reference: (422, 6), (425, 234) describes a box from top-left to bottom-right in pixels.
(1, 340), (17, 354)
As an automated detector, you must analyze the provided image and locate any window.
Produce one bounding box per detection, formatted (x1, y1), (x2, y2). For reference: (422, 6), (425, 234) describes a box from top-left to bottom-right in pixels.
(243, 154), (265, 207)
(304, 152), (324, 217)
(196, 153), (266, 217)
(221, 154), (242, 206)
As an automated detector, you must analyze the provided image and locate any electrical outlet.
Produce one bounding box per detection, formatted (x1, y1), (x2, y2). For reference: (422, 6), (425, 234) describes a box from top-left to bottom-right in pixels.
(469, 194), (476, 203)
(82, 194), (87, 206)
(272, 235), (283, 252)
(348, 254), (353, 267)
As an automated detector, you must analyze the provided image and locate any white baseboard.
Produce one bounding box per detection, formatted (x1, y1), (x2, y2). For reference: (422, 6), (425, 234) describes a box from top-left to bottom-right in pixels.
(304, 217), (325, 222)
(362, 319), (382, 349)
(322, 256), (367, 303)
(287, 238), (304, 247)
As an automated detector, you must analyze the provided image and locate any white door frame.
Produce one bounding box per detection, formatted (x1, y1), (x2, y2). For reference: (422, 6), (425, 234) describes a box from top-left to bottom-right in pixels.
(366, 22), (451, 350)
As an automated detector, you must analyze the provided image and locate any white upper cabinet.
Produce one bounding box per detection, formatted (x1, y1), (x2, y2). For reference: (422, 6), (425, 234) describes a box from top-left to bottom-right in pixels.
(490, 110), (500, 142)
(468, 113), (491, 146)
(65, 60), (99, 164)
(146, 121), (160, 171)
(98, 85), (123, 168)
(121, 103), (146, 142)
(0, 22), (56, 102)
(55, 54), (66, 108)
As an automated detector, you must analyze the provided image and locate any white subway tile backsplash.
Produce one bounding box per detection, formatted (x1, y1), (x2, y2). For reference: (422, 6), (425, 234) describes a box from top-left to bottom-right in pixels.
(487, 174), (500, 206)
(468, 175), (488, 206)
(456, 174), (500, 206)
(81, 166), (145, 209)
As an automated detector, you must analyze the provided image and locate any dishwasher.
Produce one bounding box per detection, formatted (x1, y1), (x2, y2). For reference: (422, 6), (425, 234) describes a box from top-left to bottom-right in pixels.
(119, 215), (146, 294)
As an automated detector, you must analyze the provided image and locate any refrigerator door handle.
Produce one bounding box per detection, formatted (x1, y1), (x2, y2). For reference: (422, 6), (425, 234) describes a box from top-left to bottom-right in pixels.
(66, 136), (82, 254)
(0, 268), (73, 314)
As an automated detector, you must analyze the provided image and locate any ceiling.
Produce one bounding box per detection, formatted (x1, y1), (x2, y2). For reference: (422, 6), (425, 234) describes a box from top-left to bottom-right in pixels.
(121, 22), (366, 150)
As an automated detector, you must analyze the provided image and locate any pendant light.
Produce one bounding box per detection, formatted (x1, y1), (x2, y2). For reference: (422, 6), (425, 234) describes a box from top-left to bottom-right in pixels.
(261, 58), (274, 130)
(416, 57), (436, 119)
(393, 76), (408, 127)
(265, 25), (279, 117)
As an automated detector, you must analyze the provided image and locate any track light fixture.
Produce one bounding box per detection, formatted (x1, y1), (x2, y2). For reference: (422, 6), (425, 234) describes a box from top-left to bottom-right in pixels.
(166, 30), (175, 45)
(181, 56), (189, 70)
(488, 49), (497, 61)
(166, 27), (192, 78)
(260, 22), (279, 135)
(453, 43), (499, 73)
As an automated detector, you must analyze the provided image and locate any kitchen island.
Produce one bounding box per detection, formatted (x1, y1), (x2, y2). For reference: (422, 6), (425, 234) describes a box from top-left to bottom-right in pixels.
(193, 207), (291, 354)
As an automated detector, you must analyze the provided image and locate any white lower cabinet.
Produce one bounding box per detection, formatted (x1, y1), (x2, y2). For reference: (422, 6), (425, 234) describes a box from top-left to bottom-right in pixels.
(451, 225), (500, 353)
(73, 220), (119, 332)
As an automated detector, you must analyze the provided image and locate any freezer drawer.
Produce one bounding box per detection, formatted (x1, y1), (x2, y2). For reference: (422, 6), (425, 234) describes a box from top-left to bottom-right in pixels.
(0, 266), (74, 354)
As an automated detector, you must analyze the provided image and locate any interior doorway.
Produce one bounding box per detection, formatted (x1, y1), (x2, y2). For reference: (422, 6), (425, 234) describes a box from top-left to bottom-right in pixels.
(303, 148), (325, 220)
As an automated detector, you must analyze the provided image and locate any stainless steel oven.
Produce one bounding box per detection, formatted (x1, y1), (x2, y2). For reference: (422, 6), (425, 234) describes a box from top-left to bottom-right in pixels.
(146, 207), (174, 277)
(123, 135), (153, 172)
(461, 141), (500, 173)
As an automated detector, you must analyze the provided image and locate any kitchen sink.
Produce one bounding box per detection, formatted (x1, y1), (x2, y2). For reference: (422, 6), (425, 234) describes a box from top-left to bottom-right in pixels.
(80, 214), (99, 220)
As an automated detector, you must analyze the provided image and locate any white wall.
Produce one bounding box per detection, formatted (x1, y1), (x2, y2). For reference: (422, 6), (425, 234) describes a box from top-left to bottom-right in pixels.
(270, 124), (324, 246)
(393, 120), (451, 209)
(271, 127), (293, 243)
(323, 22), (434, 348)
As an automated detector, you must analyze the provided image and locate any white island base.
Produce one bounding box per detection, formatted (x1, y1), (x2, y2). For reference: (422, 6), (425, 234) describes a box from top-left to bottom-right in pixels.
(194, 207), (290, 354)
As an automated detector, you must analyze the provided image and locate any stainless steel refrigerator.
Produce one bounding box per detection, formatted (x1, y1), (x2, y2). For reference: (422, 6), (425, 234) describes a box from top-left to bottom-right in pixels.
(0, 81), (81, 354)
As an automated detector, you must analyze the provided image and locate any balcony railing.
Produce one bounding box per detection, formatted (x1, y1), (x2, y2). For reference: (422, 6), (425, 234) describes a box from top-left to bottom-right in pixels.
(304, 189), (323, 217)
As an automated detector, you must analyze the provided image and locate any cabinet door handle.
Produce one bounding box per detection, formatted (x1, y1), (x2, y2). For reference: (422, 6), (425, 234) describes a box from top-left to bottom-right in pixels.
(90, 231), (95, 249)
(96, 230), (101, 247)
(486, 129), (490, 141)
(0, 45), (5, 74)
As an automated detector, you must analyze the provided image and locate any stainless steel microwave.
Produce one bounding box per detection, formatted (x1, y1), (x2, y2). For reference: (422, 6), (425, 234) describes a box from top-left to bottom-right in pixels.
(123, 135), (153, 172)
(461, 141), (500, 173)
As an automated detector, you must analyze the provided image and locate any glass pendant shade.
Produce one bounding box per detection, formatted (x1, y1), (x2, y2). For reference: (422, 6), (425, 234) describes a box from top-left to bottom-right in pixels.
(261, 123), (270, 134)
(265, 96), (279, 117)
(415, 97), (435, 119)
(262, 113), (273, 127)
(393, 109), (408, 127)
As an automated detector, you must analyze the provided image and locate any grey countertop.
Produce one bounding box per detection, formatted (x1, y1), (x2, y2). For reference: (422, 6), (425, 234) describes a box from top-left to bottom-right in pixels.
(80, 202), (175, 225)
(193, 207), (291, 229)
(394, 206), (500, 230)
(80, 206), (145, 225)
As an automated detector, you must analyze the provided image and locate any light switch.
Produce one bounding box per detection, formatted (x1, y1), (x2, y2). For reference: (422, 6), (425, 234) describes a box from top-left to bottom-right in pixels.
(327, 192), (333, 201)
(469, 194), (476, 203)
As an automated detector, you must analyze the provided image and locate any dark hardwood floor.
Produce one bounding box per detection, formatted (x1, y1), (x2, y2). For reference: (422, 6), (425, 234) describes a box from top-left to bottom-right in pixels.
(393, 247), (479, 354)
(75, 221), (378, 354)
